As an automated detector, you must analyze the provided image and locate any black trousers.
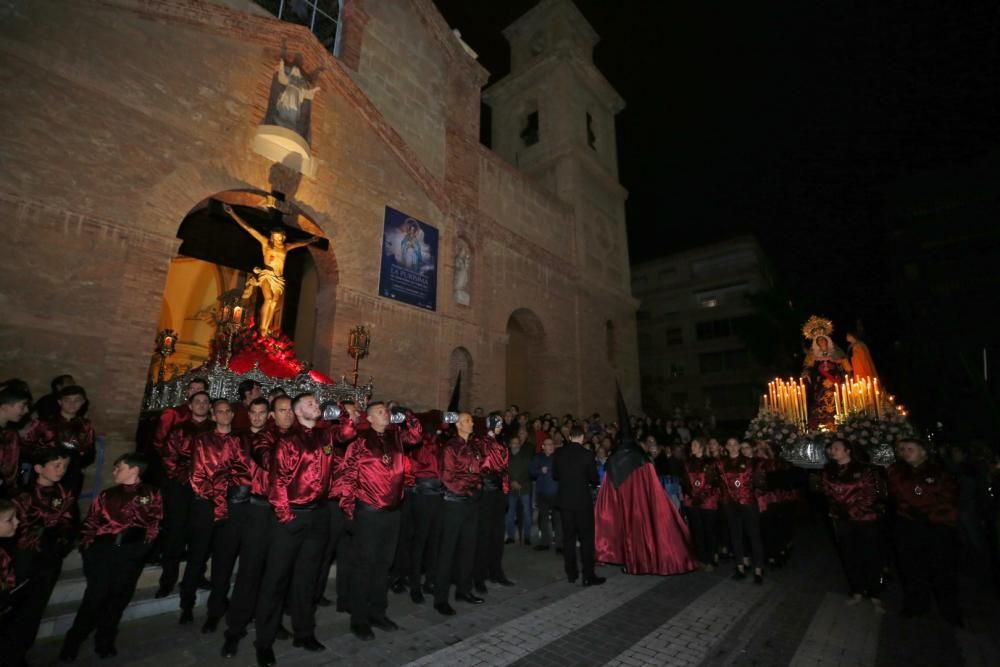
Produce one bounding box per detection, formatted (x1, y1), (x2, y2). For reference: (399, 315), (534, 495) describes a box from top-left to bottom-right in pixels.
(409, 491), (443, 589)
(62, 541), (147, 652)
(205, 501), (249, 620)
(434, 497), (479, 604)
(254, 504), (330, 647)
(224, 500), (275, 639)
(390, 490), (415, 582)
(180, 497), (216, 611)
(474, 487), (507, 584)
(560, 506), (596, 580)
(761, 505), (783, 561)
(895, 518), (961, 622)
(536, 493), (561, 547)
(687, 506), (719, 564)
(833, 519), (882, 597)
(1, 547), (63, 663)
(159, 479), (194, 589)
(724, 502), (764, 570)
(313, 500), (350, 605)
(350, 505), (400, 625)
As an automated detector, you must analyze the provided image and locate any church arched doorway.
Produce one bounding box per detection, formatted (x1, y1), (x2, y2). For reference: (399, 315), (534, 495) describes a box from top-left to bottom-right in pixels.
(151, 191), (330, 379)
(505, 308), (546, 413)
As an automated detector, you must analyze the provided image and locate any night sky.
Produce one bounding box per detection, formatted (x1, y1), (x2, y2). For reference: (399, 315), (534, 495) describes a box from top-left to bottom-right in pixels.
(434, 0), (1000, 362)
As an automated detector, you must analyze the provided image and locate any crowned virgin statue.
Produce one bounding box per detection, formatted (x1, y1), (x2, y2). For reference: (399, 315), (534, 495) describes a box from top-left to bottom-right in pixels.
(800, 316), (852, 428)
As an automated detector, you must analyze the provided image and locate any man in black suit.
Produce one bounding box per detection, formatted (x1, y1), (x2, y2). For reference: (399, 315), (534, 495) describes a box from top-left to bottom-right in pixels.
(552, 426), (605, 586)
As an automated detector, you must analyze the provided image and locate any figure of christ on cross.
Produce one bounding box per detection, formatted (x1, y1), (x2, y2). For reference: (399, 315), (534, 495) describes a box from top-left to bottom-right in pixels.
(222, 202), (319, 336)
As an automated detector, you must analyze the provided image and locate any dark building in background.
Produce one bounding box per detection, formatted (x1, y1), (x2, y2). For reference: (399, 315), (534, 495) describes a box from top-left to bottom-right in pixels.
(887, 162), (1000, 440)
(631, 236), (777, 426)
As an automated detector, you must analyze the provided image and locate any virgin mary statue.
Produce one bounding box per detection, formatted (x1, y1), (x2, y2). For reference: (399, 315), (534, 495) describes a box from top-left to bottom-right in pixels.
(800, 317), (852, 428)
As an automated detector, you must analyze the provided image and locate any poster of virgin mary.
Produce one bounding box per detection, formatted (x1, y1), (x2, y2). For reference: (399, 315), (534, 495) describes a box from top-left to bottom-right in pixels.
(378, 206), (438, 310)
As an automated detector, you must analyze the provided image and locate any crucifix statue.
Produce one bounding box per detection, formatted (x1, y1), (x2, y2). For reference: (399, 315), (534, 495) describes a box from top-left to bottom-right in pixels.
(222, 202), (319, 336)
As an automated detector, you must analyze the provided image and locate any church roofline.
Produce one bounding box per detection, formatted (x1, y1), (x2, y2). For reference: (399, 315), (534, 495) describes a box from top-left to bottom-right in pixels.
(501, 0), (600, 50)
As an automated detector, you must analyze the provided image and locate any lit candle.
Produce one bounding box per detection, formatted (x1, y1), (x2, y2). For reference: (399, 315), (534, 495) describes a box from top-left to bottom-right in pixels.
(233, 306), (243, 323)
(222, 305), (231, 322)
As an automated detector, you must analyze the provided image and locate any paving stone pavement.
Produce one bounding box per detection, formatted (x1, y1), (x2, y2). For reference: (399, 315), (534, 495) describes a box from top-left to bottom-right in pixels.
(26, 515), (1000, 667)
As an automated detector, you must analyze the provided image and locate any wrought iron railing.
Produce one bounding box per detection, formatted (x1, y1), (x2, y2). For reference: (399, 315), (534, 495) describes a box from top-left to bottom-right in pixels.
(253, 0), (344, 55)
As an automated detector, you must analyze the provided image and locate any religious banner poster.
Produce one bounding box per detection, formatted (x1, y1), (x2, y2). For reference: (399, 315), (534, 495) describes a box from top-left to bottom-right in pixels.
(378, 206), (438, 310)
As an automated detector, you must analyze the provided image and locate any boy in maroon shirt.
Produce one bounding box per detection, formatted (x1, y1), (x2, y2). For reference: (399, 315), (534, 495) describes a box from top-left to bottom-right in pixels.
(59, 452), (163, 661)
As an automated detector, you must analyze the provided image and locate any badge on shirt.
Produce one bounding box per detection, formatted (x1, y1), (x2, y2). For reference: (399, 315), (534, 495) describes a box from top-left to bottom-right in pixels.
(913, 485), (923, 496)
(925, 477), (935, 484)
(734, 480), (742, 488)
(694, 480), (703, 488)
(381, 453), (391, 466)
(323, 445), (332, 456)
(52, 498), (63, 508)
(139, 496), (150, 505)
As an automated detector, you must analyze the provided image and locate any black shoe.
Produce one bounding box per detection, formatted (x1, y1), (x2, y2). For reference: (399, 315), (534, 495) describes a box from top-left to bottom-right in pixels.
(275, 624), (291, 640)
(567, 576), (578, 584)
(179, 609), (194, 624)
(390, 579), (407, 594)
(202, 616), (221, 633)
(221, 636), (240, 658)
(370, 615), (399, 631)
(434, 601), (457, 616)
(351, 623), (375, 640)
(255, 647), (276, 667)
(455, 592), (485, 604)
(754, 573), (763, 585)
(58, 645), (78, 663)
(410, 588), (425, 604)
(198, 576), (212, 591)
(533, 544), (550, 551)
(292, 635), (326, 652)
(316, 596), (333, 607)
(155, 583), (174, 598)
(583, 576), (606, 587)
(493, 576), (515, 587)
(474, 581), (488, 594)
(95, 646), (118, 659)
(731, 569), (747, 581)
(504, 538), (515, 544)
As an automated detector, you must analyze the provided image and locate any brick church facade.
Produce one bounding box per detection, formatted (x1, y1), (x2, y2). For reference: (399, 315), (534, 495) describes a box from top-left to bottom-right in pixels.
(0, 0), (638, 467)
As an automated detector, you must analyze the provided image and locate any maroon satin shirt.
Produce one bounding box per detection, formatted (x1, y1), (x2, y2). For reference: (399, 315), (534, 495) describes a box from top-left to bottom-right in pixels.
(162, 418), (213, 484)
(822, 461), (881, 521)
(888, 460), (958, 525)
(0, 429), (20, 493)
(13, 482), (76, 552)
(754, 458), (780, 512)
(191, 429), (250, 521)
(336, 427), (416, 519)
(717, 456), (756, 506)
(683, 456), (720, 510)
(440, 434), (483, 497)
(154, 403), (191, 455)
(410, 432), (443, 480)
(80, 482), (163, 547)
(0, 545), (13, 590)
(269, 421), (349, 524)
(480, 435), (511, 494)
(22, 416), (96, 464)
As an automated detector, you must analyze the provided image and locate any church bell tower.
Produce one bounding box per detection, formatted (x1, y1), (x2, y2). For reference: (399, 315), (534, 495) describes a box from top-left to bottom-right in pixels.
(483, 0), (630, 294)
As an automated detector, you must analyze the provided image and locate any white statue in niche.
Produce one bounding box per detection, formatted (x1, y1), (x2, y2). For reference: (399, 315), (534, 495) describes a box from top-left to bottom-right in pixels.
(274, 60), (320, 134)
(454, 241), (471, 306)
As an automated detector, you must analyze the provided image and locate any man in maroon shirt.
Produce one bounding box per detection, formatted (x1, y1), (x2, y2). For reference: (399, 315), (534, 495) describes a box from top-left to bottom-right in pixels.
(0, 382), (31, 497)
(59, 452), (163, 662)
(156, 390), (213, 598)
(22, 385), (96, 498)
(335, 402), (421, 640)
(888, 438), (962, 625)
(222, 395), (294, 658)
(474, 414), (513, 592)
(180, 398), (249, 626)
(433, 412), (485, 615)
(253, 393), (347, 666)
(152, 377), (208, 457)
(405, 420), (448, 604)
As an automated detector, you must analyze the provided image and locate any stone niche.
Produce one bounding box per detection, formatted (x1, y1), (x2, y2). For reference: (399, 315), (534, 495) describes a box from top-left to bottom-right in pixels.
(252, 58), (320, 177)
